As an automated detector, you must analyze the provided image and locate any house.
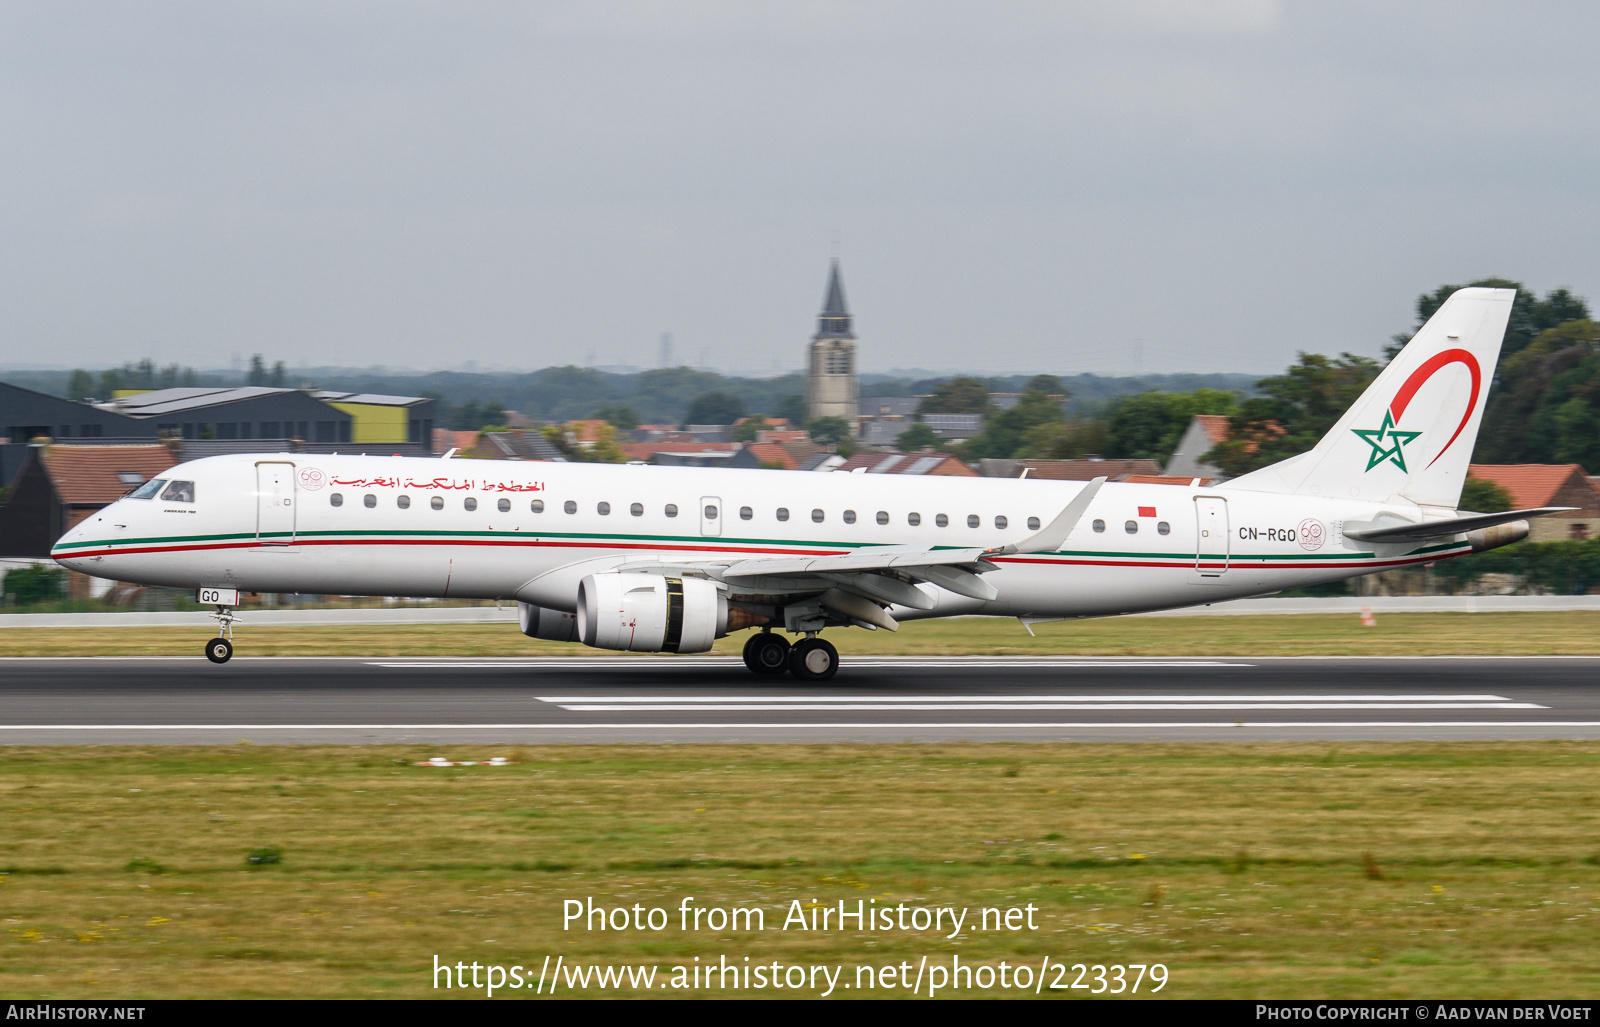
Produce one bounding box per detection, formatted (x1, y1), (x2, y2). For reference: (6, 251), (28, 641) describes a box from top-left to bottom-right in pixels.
(464, 430), (566, 461)
(1165, 414), (1232, 479)
(433, 428), (484, 455)
(313, 391), (438, 445)
(978, 457), (1164, 480)
(1, 380), (154, 443)
(829, 452), (978, 476)
(1468, 464), (1600, 541)
(724, 440), (824, 470)
(0, 444), (178, 597)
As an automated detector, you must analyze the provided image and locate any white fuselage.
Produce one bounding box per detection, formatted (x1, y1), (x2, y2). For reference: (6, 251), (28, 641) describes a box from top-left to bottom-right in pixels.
(52, 453), (1465, 621)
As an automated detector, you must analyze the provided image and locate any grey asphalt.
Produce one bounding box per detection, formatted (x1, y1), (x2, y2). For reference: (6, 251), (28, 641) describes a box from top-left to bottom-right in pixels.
(1, 654), (1598, 743)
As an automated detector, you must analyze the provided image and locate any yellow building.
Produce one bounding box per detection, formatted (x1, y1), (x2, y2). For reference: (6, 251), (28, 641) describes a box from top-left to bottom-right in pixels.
(315, 392), (437, 446)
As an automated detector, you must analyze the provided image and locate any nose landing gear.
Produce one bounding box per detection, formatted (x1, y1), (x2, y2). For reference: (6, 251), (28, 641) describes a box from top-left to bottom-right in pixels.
(204, 602), (238, 664)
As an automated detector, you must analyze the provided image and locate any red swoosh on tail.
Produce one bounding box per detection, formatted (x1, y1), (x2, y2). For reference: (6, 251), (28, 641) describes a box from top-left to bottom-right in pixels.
(1388, 348), (1481, 469)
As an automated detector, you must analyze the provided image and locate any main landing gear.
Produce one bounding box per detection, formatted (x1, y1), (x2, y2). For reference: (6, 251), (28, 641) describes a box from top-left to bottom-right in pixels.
(742, 630), (838, 681)
(204, 603), (238, 664)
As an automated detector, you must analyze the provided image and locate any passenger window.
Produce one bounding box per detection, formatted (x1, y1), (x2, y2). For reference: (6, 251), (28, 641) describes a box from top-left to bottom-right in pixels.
(630, 503), (643, 517)
(598, 502), (611, 515)
(1157, 521), (1171, 535)
(1027, 516), (1040, 530)
(739, 506), (753, 520)
(398, 495), (411, 509)
(811, 509), (824, 523)
(464, 497), (477, 512)
(1125, 520), (1138, 534)
(498, 498), (511, 513)
(776, 507), (789, 522)
(127, 478), (166, 500)
(665, 504), (678, 518)
(160, 480), (195, 503)
(531, 499), (544, 513)
(330, 493), (343, 507)
(704, 504), (718, 520)
(430, 496), (444, 511)
(364, 494), (377, 509)
(935, 514), (948, 527)
(1092, 519), (1105, 532)
(843, 510), (856, 524)
(564, 501), (578, 514)
(995, 515), (1007, 529)
(876, 511), (889, 525)
(966, 514), (979, 528)
(908, 512), (921, 526)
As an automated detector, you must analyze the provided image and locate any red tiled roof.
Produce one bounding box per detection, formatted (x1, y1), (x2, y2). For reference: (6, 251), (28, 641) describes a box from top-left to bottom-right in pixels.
(1124, 474), (1216, 486)
(620, 442), (738, 461)
(1193, 414), (1232, 444)
(1469, 464), (1595, 510)
(743, 442), (802, 469)
(43, 444), (178, 506)
(1009, 458), (1163, 481)
(432, 428), (481, 454)
(833, 453), (977, 476)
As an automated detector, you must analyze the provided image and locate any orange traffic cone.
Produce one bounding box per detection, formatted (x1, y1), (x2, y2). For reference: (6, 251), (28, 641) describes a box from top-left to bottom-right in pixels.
(1360, 606), (1376, 627)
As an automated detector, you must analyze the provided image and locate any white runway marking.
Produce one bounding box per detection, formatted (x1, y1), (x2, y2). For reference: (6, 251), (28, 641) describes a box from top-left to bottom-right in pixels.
(371, 659), (1255, 669)
(534, 693), (1545, 712)
(0, 722), (1593, 731)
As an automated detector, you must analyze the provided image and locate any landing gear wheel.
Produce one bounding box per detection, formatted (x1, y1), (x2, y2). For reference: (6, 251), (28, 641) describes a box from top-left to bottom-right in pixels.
(205, 637), (233, 664)
(788, 637), (838, 681)
(742, 632), (791, 675)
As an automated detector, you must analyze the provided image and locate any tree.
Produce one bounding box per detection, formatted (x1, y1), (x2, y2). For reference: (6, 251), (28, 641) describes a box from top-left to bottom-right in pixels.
(66, 369), (94, 401)
(1025, 374), (1063, 396)
(270, 361), (288, 388)
(1025, 417), (1112, 459)
(895, 422), (939, 451)
(775, 394), (807, 425)
(1386, 280), (1590, 362)
(732, 416), (769, 443)
(805, 416), (853, 448)
(1477, 318), (1600, 464)
(0, 565), (66, 608)
(1205, 353), (1379, 476)
(592, 405), (640, 431)
(1103, 388), (1237, 461)
(961, 388), (1062, 460)
(683, 391), (745, 426)
(1459, 475), (1513, 513)
(96, 369), (121, 398)
(247, 355), (268, 386)
(917, 377), (991, 415)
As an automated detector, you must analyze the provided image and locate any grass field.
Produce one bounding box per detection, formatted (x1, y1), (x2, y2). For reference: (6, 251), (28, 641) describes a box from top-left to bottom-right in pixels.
(4, 610), (1600, 657)
(2, 742), (1599, 999)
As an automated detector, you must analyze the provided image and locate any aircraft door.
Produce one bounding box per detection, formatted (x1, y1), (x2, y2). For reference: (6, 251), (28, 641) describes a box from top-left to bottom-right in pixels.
(1191, 496), (1229, 583)
(256, 462), (297, 544)
(699, 496), (722, 537)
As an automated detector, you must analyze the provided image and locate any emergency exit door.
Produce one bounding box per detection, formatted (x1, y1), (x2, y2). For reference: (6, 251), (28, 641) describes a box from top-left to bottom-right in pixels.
(1192, 495), (1229, 583)
(256, 462), (297, 544)
(699, 496), (722, 537)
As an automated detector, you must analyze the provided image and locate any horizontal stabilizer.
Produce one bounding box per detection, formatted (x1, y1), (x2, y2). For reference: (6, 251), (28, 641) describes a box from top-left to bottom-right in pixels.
(1342, 507), (1575, 543)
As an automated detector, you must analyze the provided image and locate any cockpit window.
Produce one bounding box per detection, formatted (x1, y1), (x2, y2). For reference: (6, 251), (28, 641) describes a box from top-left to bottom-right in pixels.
(160, 480), (195, 503)
(128, 478), (166, 500)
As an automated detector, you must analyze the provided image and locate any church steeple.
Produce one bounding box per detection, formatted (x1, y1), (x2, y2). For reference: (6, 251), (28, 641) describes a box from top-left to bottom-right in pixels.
(817, 258), (854, 339)
(806, 258), (859, 424)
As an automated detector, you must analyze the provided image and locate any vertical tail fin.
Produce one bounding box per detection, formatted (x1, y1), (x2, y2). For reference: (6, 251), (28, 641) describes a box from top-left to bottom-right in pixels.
(1223, 287), (1513, 508)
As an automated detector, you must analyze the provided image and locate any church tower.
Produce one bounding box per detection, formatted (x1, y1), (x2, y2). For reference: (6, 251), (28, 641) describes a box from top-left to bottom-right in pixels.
(805, 259), (859, 423)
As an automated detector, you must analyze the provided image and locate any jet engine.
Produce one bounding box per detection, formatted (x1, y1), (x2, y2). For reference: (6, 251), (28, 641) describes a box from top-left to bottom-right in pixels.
(576, 573), (728, 654)
(518, 602), (579, 642)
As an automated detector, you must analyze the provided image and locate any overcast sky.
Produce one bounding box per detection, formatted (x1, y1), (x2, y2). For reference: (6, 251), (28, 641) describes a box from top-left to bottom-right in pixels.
(1, 1), (1597, 377)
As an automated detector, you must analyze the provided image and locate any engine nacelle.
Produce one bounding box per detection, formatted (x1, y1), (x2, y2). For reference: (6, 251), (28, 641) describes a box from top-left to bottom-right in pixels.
(577, 573), (728, 653)
(518, 602), (579, 642)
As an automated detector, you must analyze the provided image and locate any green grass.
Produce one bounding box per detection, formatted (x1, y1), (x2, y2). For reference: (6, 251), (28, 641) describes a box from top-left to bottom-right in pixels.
(2, 743), (1600, 998)
(5, 611), (1600, 656)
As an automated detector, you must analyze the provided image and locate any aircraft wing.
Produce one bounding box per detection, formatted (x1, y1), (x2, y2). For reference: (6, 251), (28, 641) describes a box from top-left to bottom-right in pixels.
(1342, 507), (1575, 543)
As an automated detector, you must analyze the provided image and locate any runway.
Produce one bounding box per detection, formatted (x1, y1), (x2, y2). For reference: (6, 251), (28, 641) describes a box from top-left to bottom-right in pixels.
(2, 654), (1599, 743)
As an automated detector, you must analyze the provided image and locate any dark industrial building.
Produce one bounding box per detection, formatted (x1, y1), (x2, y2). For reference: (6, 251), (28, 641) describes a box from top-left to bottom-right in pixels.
(98, 387), (357, 443)
(1, 381), (154, 443)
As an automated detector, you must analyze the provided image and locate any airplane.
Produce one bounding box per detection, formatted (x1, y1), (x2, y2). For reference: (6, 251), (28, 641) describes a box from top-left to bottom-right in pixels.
(51, 287), (1570, 679)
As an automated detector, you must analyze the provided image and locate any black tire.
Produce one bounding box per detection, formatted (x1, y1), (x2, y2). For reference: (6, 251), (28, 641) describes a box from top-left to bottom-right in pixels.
(748, 633), (791, 675)
(205, 637), (233, 664)
(788, 637), (838, 681)
(741, 632), (764, 672)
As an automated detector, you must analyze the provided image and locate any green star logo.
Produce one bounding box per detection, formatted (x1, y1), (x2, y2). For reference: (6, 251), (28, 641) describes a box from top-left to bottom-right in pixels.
(1351, 411), (1422, 472)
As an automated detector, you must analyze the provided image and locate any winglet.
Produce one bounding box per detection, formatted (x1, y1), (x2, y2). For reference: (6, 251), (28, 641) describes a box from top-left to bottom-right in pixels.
(995, 476), (1106, 556)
